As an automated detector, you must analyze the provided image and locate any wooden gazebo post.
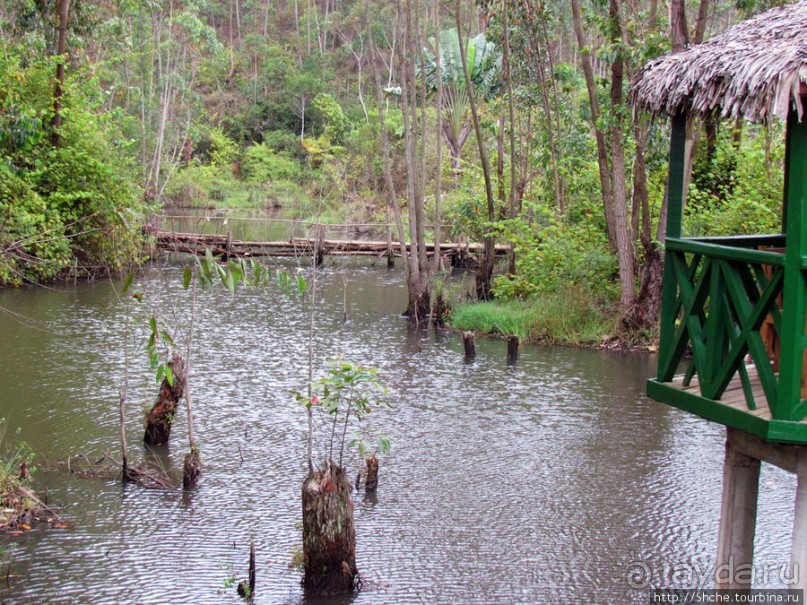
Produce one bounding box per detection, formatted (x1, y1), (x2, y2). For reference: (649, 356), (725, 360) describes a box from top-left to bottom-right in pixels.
(778, 95), (807, 420)
(656, 112), (687, 381)
(785, 90), (807, 592)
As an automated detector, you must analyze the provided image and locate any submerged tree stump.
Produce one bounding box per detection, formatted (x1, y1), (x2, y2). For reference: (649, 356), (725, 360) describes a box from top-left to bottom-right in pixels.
(183, 447), (201, 490)
(144, 355), (187, 446)
(463, 332), (476, 361)
(364, 455), (379, 493)
(302, 460), (357, 596)
(507, 336), (519, 363)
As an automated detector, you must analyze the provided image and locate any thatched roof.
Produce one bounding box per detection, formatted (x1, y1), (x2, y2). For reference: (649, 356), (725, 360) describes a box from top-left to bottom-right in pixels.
(630, 1), (807, 122)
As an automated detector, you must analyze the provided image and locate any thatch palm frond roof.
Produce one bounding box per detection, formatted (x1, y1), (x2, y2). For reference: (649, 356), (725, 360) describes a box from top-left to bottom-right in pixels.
(630, 1), (807, 122)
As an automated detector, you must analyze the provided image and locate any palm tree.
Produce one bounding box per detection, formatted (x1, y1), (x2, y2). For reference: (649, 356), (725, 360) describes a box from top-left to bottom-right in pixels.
(421, 28), (502, 172)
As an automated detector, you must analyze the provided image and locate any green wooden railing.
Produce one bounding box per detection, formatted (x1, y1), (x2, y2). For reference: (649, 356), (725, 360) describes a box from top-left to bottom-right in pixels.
(656, 234), (798, 418)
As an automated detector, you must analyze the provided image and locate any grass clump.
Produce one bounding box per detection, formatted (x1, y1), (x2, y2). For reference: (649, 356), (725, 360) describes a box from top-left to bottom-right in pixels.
(448, 289), (615, 346)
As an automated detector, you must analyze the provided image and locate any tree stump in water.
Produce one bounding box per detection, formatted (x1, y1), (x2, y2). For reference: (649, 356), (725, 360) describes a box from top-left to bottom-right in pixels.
(144, 355), (186, 446)
(507, 336), (519, 364)
(183, 447), (201, 490)
(433, 292), (449, 328)
(364, 455), (379, 493)
(463, 331), (476, 361)
(302, 460), (357, 596)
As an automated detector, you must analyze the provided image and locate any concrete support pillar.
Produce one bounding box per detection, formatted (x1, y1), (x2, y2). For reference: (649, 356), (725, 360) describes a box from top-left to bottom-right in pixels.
(715, 429), (761, 589)
(790, 455), (807, 591)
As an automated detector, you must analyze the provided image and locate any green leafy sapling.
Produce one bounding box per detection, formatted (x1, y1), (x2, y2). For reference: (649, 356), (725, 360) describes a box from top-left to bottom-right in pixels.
(295, 359), (391, 469)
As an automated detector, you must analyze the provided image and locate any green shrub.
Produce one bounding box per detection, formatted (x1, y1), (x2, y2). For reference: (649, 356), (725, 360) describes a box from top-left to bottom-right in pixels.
(492, 202), (617, 300)
(685, 123), (784, 237)
(266, 181), (312, 214)
(242, 143), (303, 184)
(0, 51), (146, 281)
(262, 129), (304, 158)
(311, 93), (351, 144)
(0, 167), (71, 285)
(164, 164), (232, 207)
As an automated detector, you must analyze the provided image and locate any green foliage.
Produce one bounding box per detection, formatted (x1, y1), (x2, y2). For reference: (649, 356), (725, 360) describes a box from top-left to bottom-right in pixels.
(186, 249), (298, 296)
(163, 164), (222, 207)
(311, 93), (351, 145)
(294, 360), (390, 465)
(491, 201), (617, 300)
(421, 29), (503, 99)
(146, 316), (176, 386)
(0, 418), (37, 523)
(242, 143), (303, 184)
(261, 129), (304, 158)
(685, 124), (785, 237)
(0, 49), (146, 284)
(0, 166), (71, 285)
(207, 128), (240, 169)
(265, 181), (312, 213)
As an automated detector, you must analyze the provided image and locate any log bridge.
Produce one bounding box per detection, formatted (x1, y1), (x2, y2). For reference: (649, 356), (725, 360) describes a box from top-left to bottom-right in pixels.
(154, 228), (510, 267)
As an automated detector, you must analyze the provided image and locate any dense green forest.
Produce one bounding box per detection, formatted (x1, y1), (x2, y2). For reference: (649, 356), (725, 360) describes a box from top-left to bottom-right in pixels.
(0, 0), (788, 341)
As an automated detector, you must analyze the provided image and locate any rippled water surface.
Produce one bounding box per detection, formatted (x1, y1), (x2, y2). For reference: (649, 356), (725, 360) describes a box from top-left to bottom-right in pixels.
(0, 259), (797, 604)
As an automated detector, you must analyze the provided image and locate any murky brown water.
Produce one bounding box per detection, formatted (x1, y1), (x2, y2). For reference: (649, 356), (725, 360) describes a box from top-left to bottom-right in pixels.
(0, 256), (797, 604)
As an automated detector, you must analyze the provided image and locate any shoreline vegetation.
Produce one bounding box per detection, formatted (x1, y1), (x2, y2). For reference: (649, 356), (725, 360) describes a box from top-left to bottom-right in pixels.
(0, 0), (787, 346)
(447, 294), (656, 353)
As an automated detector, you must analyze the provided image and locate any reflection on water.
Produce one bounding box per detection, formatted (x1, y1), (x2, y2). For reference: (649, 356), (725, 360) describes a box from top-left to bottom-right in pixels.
(0, 259), (796, 604)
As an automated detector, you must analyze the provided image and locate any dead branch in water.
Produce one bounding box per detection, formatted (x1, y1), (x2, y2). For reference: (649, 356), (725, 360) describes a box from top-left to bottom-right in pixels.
(59, 452), (174, 490)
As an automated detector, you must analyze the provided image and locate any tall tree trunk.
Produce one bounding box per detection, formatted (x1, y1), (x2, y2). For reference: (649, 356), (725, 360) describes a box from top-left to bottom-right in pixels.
(570, 0), (616, 252)
(524, 0), (565, 213)
(675, 0), (711, 210)
(503, 0), (519, 275)
(414, 0), (429, 277)
(608, 0), (635, 310)
(432, 0), (443, 273)
(379, 0), (430, 321)
(367, 14), (410, 286)
(623, 116), (664, 330)
(624, 0), (703, 330)
(51, 0), (71, 147)
(497, 109), (506, 214)
(456, 0), (496, 301)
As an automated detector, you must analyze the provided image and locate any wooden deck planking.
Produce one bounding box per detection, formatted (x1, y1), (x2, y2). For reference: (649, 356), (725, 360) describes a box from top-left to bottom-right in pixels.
(664, 363), (775, 421)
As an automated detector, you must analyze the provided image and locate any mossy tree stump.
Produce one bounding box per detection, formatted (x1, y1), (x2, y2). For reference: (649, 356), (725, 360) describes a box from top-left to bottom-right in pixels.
(144, 355), (186, 446)
(301, 460), (357, 596)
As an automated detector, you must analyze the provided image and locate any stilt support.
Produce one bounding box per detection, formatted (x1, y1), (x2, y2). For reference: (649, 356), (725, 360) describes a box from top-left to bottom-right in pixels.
(716, 429), (760, 590)
(713, 428), (807, 590)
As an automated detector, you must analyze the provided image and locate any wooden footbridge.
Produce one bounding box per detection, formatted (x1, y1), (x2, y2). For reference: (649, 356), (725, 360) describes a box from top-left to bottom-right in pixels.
(151, 215), (510, 267)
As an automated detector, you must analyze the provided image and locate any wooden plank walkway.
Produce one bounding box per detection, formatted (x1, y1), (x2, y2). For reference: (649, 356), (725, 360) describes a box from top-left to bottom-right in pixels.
(154, 230), (511, 261)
